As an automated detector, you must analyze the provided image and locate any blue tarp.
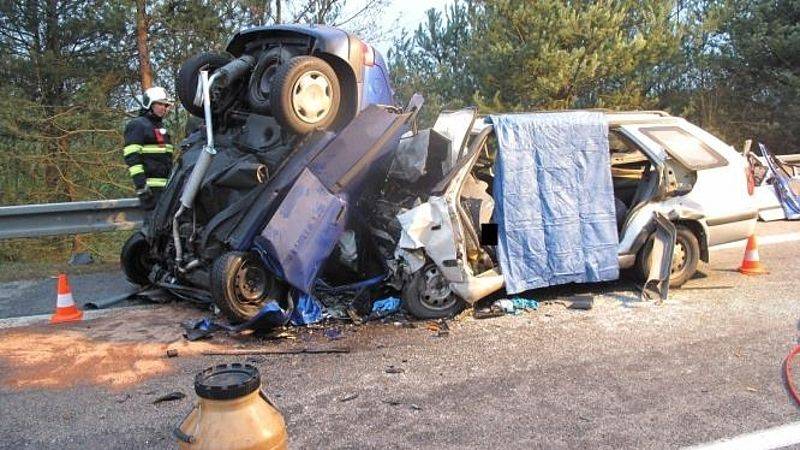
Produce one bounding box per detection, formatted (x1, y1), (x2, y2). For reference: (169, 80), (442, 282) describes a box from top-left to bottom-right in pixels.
(490, 112), (619, 294)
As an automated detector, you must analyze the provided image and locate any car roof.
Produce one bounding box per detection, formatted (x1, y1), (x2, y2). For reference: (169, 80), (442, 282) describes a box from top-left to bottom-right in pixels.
(472, 110), (683, 131)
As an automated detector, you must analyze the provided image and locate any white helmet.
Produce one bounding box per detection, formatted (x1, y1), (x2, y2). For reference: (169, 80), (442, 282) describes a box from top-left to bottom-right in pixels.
(142, 86), (174, 109)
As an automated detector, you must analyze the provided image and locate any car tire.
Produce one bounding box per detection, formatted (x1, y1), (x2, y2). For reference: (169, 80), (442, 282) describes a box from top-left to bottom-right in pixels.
(210, 251), (289, 323)
(247, 47), (294, 114)
(269, 56), (341, 134)
(120, 232), (152, 286)
(401, 263), (465, 319)
(636, 225), (700, 288)
(177, 52), (234, 117)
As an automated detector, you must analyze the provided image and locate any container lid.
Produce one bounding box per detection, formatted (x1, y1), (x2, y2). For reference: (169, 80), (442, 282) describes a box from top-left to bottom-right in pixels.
(195, 363), (261, 400)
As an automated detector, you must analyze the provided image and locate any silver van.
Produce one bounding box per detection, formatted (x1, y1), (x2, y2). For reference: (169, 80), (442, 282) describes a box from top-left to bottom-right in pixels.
(393, 110), (758, 319)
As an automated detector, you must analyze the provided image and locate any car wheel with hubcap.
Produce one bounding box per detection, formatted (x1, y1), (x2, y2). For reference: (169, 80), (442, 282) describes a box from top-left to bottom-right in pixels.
(211, 251), (289, 323)
(401, 263), (465, 319)
(270, 56), (341, 134)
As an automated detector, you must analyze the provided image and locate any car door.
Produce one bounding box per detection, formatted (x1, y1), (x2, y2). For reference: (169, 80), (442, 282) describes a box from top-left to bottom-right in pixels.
(623, 121), (757, 246)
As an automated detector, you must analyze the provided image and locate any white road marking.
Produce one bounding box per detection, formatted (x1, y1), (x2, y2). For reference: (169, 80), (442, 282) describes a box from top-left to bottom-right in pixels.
(685, 421), (800, 450)
(0, 305), (155, 329)
(710, 232), (800, 251)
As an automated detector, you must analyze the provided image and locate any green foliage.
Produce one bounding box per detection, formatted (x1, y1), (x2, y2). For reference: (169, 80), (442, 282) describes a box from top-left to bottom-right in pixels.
(390, 0), (679, 123)
(711, 0), (800, 151)
(389, 0), (800, 154)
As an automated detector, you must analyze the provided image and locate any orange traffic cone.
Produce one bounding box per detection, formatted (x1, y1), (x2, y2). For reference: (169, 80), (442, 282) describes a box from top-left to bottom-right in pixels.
(738, 235), (768, 275)
(50, 273), (83, 324)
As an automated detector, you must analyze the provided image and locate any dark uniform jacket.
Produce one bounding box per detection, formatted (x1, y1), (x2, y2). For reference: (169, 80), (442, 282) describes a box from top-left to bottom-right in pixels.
(123, 111), (173, 190)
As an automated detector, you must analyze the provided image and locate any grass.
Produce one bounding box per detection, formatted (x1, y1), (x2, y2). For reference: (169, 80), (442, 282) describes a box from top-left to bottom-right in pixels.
(0, 230), (132, 282)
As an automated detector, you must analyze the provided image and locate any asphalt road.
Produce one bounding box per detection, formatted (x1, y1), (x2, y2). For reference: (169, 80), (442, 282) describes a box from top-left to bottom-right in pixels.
(0, 220), (798, 449)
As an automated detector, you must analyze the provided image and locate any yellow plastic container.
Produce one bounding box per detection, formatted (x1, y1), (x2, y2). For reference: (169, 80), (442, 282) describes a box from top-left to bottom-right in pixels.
(175, 363), (288, 450)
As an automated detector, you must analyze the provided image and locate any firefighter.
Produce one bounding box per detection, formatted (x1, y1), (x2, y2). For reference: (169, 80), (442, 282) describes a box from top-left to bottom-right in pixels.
(123, 86), (174, 211)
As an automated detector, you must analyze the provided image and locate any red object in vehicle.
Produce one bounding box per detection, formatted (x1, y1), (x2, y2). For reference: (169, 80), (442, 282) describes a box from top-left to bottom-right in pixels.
(745, 166), (755, 195)
(361, 41), (375, 66)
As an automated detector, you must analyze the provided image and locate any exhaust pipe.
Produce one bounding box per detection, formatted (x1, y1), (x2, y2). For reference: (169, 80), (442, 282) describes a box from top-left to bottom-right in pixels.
(173, 70), (221, 266)
(215, 55), (255, 88)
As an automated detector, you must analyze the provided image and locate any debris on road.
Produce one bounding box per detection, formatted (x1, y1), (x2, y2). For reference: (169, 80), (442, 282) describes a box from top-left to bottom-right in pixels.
(152, 391), (186, 404)
(166, 349), (179, 358)
(426, 320), (449, 337)
(557, 295), (594, 310)
(324, 328), (343, 340)
(339, 393), (359, 402)
(385, 365), (405, 374)
(489, 297), (539, 315)
(370, 297), (401, 320)
(382, 399), (422, 411)
(473, 308), (505, 320)
(682, 285), (734, 290)
(200, 347), (350, 356)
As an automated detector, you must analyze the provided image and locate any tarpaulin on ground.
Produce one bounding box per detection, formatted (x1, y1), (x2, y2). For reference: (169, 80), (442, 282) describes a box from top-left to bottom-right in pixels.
(490, 112), (619, 294)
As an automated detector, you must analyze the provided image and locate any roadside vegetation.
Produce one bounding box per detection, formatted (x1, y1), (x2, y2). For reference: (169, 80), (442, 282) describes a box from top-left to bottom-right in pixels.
(0, 0), (797, 271)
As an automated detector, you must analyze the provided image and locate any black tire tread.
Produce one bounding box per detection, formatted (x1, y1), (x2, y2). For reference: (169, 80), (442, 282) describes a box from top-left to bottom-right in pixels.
(120, 232), (151, 286)
(177, 52), (233, 117)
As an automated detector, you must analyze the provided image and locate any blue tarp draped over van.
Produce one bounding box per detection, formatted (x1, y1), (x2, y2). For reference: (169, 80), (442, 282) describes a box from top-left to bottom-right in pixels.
(490, 112), (619, 294)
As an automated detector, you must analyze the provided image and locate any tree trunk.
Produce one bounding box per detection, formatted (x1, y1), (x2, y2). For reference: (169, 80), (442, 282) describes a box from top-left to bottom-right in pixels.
(276, 0), (282, 23)
(136, 0), (153, 90)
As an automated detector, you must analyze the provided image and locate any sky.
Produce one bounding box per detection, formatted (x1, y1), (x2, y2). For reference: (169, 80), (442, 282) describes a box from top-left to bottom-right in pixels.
(370, 0), (453, 57)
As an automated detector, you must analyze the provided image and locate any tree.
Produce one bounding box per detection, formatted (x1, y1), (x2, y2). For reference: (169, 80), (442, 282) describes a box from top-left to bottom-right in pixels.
(712, 0), (800, 152)
(390, 0), (679, 119)
(0, 0), (133, 205)
(136, 0), (154, 89)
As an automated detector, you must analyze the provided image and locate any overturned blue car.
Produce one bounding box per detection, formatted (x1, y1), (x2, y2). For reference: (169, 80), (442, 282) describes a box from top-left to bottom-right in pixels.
(120, 25), (415, 323)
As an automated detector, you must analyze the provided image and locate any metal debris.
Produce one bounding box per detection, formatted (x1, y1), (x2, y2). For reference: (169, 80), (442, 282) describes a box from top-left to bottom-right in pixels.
(152, 391), (186, 404)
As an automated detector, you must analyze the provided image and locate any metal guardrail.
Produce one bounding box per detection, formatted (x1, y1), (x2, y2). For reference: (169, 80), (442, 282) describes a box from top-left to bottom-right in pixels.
(0, 198), (142, 240)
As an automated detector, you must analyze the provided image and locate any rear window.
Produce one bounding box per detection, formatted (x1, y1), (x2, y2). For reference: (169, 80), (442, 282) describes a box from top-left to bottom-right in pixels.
(640, 126), (727, 170)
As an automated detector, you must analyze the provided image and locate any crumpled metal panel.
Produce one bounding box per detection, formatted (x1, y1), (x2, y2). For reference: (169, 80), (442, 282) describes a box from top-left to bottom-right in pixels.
(395, 196), (463, 282)
(252, 104), (416, 293)
(258, 168), (346, 293)
(308, 105), (408, 195)
(490, 112), (619, 294)
(433, 108), (477, 173)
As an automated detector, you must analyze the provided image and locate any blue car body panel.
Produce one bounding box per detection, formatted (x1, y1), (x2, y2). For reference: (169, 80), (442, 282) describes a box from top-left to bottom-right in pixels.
(248, 105), (415, 293)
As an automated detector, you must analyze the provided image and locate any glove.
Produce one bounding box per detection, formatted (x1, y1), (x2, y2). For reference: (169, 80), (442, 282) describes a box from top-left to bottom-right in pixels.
(136, 187), (156, 211)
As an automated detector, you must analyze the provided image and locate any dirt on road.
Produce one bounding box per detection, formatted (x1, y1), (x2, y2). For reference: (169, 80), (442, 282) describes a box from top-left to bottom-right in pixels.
(0, 304), (222, 390)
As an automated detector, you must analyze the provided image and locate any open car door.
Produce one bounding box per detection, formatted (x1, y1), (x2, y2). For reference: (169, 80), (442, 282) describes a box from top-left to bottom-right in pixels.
(640, 212), (676, 302)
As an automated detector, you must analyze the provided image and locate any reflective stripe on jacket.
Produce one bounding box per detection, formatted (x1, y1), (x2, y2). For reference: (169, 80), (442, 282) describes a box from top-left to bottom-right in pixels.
(122, 111), (173, 190)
